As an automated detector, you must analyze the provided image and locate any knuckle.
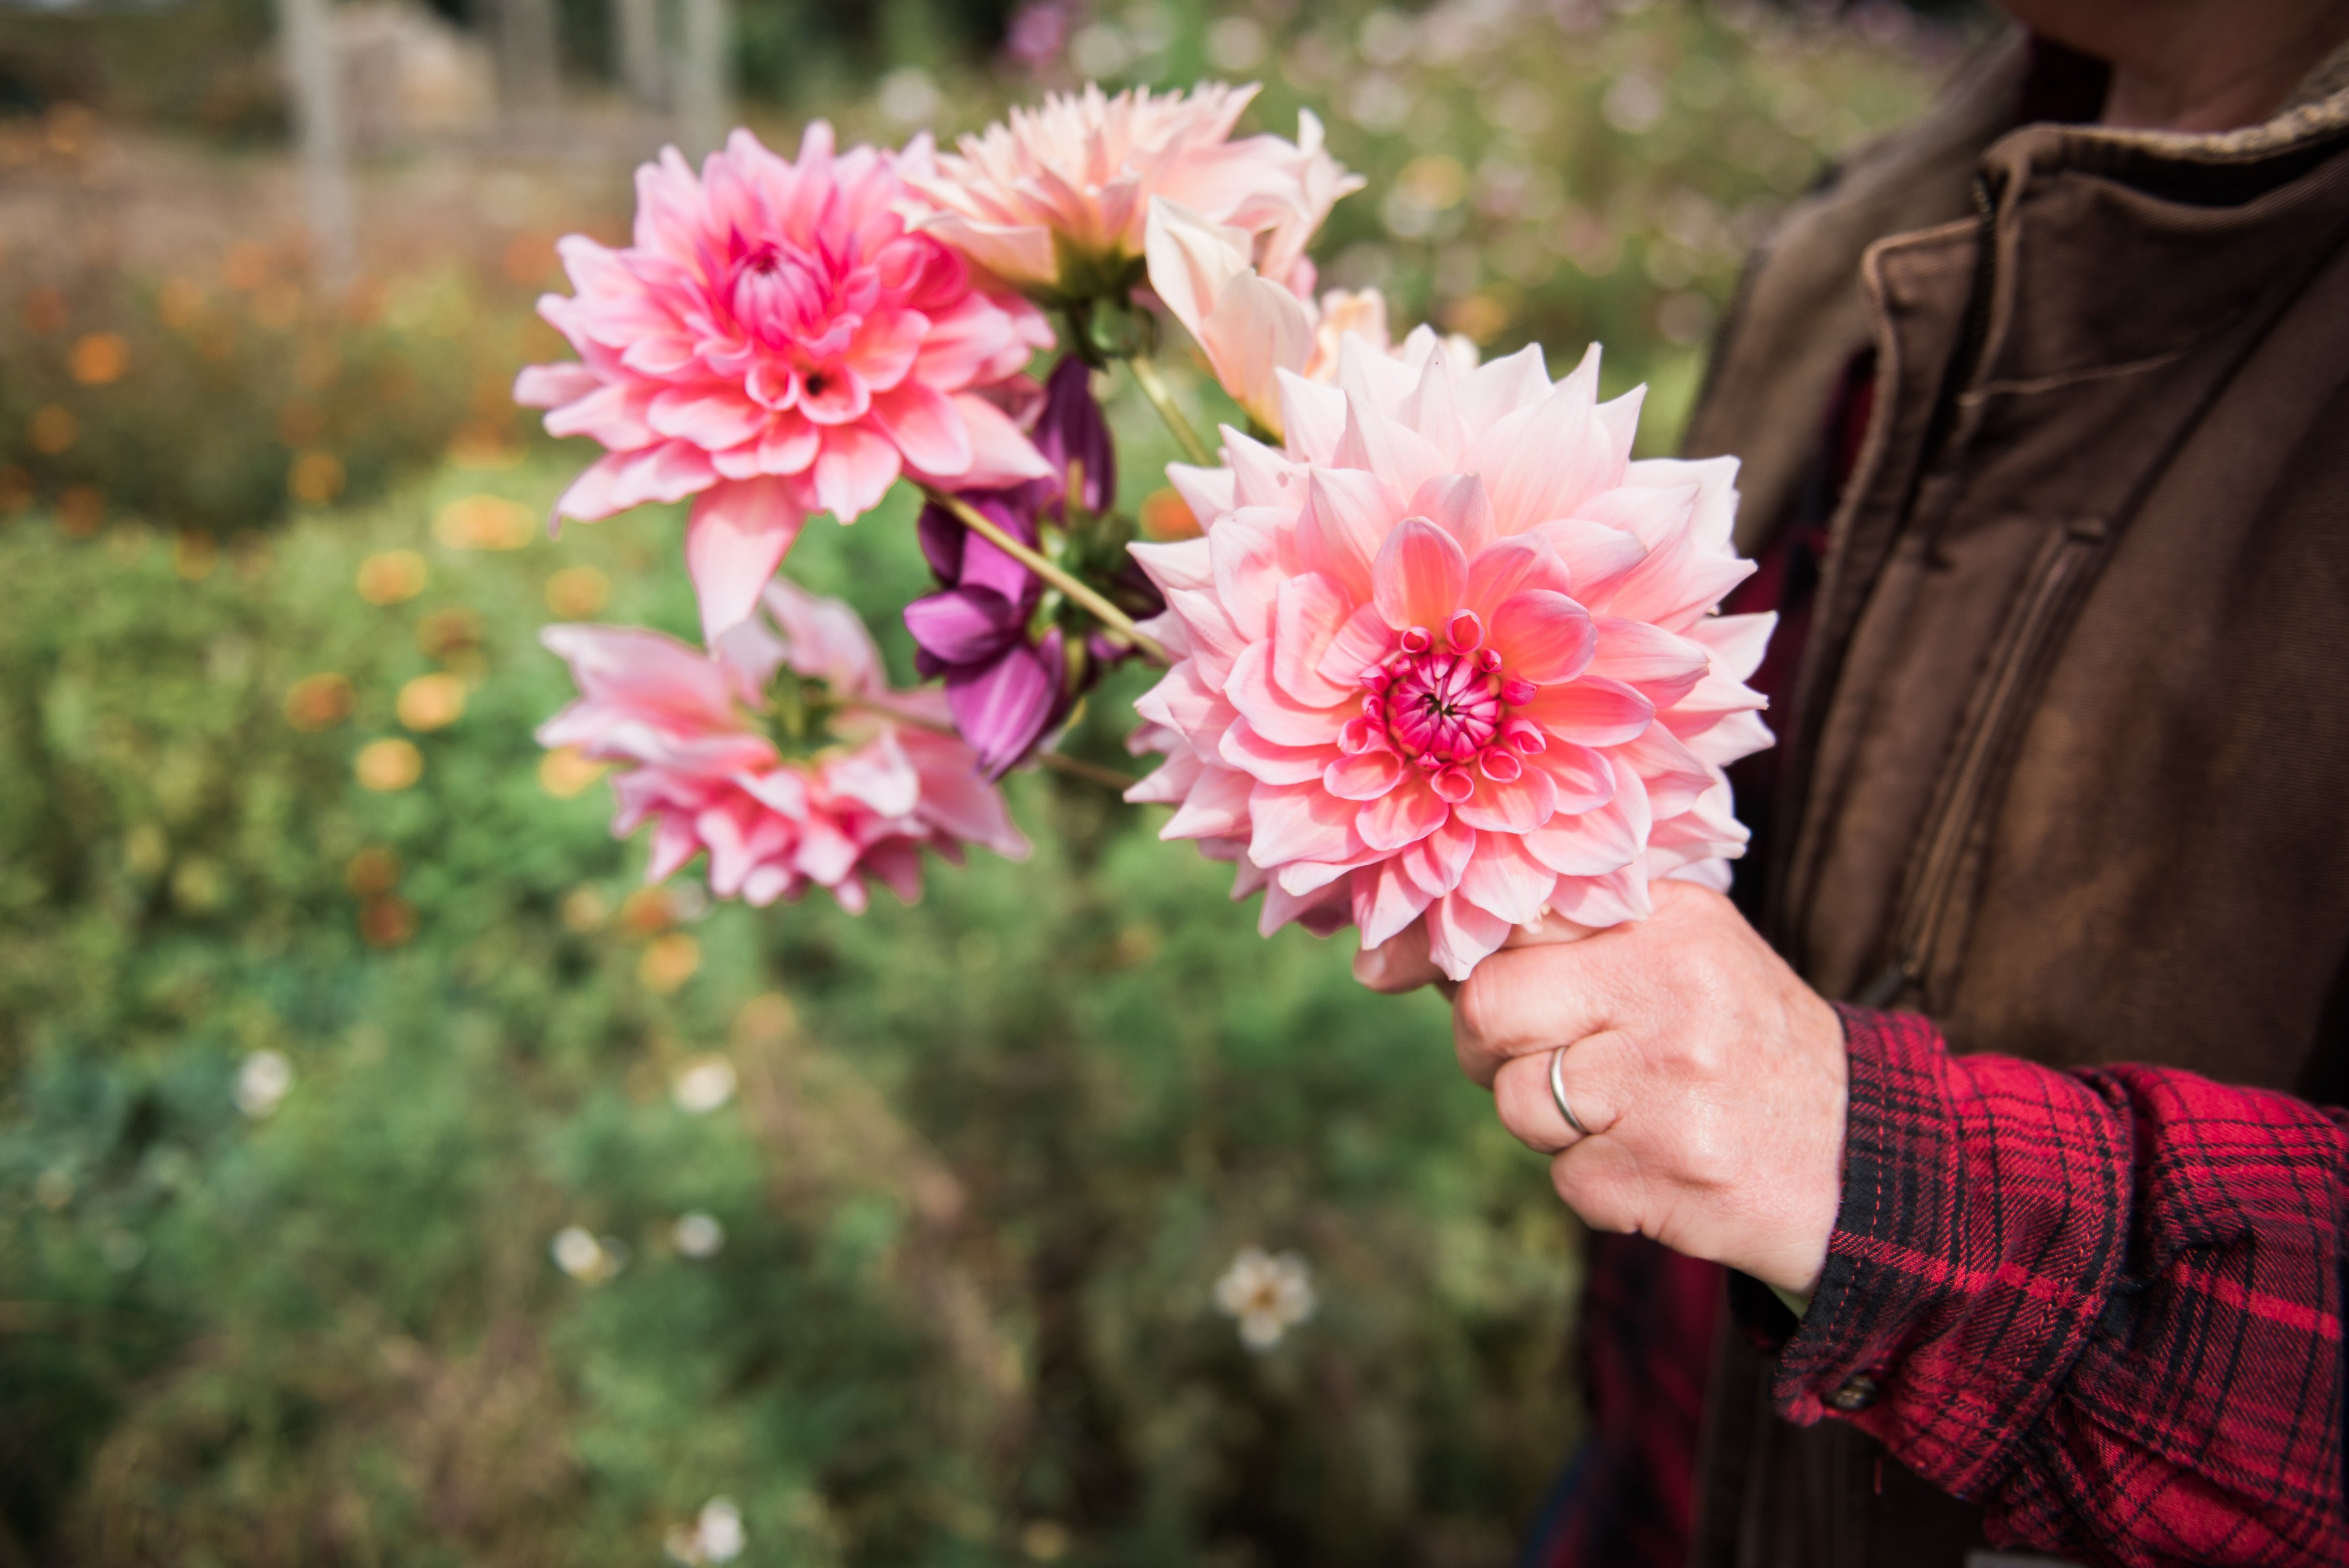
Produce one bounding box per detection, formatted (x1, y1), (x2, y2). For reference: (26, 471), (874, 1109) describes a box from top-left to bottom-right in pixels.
(1453, 962), (1507, 1049)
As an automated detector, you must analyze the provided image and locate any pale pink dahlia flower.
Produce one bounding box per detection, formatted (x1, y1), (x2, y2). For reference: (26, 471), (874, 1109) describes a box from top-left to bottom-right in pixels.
(1144, 200), (1472, 441)
(538, 581), (1027, 913)
(902, 83), (1360, 298)
(515, 124), (1054, 640)
(1124, 337), (1775, 980)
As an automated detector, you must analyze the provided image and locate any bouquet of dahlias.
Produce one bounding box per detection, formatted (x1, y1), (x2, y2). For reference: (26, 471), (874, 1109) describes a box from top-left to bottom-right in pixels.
(518, 83), (1774, 979)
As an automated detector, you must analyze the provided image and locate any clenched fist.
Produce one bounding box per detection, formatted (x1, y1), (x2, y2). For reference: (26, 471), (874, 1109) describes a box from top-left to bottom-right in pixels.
(1357, 880), (1849, 1295)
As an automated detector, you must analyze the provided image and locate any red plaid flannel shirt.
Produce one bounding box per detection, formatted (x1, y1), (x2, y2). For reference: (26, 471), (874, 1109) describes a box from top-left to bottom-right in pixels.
(1744, 1006), (2349, 1566)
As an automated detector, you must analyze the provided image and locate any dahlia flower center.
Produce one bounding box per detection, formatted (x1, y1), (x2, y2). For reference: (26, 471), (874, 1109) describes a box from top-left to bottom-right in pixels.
(1386, 653), (1498, 760)
(1351, 613), (1548, 795)
(729, 245), (844, 348)
(762, 671), (844, 759)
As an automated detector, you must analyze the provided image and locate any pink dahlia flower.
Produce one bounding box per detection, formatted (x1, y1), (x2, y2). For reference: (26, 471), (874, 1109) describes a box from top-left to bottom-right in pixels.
(1144, 200), (1473, 442)
(538, 580), (1028, 913)
(902, 83), (1360, 299)
(515, 124), (1055, 640)
(1124, 336), (1775, 980)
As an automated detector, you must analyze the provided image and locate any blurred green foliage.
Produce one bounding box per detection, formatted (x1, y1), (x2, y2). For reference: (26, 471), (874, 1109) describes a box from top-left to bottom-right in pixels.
(0, 253), (538, 541)
(0, 3), (1947, 1562)
(0, 454), (1579, 1565)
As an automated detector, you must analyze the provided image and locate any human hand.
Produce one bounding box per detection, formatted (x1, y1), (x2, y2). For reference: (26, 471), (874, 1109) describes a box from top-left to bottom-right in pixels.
(1355, 881), (1849, 1295)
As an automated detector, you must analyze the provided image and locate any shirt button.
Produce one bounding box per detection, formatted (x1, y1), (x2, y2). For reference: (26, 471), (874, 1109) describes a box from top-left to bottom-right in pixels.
(1828, 1375), (1881, 1413)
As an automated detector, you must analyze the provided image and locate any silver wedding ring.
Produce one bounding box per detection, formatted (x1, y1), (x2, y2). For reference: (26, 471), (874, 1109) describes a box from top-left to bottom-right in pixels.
(1548, 1044), (1590, 1139)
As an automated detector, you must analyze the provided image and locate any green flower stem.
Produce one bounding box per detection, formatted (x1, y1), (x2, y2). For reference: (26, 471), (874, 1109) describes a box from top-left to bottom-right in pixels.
(1124, 354), (1215, 468)
(1032, 750), (1141, 792)
(919, 486), (1169, 667)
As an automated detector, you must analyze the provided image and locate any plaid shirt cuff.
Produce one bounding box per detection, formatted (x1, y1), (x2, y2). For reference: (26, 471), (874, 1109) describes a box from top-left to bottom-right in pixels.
(1751, 1006), (2349, 1565)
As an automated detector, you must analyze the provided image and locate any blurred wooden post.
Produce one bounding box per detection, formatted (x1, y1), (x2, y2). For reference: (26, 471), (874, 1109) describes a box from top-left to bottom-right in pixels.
(494, 0), (562, 127)
(273, 0), (357, 289)
(674, 0), (730, 159)
(612, 0), (666, 109)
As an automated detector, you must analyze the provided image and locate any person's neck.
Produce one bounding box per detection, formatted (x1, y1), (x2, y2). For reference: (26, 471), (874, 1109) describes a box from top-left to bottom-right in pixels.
(2095, 7), (2349, 132)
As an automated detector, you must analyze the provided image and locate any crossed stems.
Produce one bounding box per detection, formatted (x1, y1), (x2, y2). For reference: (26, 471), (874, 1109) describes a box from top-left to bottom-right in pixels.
(915, 484), (1172, 668)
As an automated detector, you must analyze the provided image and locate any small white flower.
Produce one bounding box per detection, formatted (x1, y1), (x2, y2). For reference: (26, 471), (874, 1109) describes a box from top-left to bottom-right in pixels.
(666, 1496), (745, 1564)
(673, 1211), (725, 1259)
(551, 1225), (623, 1283)
(877, 66), (942, 127)
(1214, 1246), (1316, 1351)
(672, 1056), (737, 1114)
(236, 1051), (294, 1118)
(697, 1498), (745, 1563)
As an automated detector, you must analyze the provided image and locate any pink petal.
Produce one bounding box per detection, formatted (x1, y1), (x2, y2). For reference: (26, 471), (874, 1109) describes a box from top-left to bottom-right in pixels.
(1518, 677), (1654, 748)
(1398, 352), (1466, 465)
(1161, 764), (1253, 840)
(846, 308), (928, 392)
(1200, 269), (1315, 431)
(1548, 865), (1651, 929)
(1590, 515), (1756, 634)
(1221, 717), (1331, 785)
(1400, 813), (1475, 897)
(1371, 517), (1468, 634)
(1223, 641), (1346, 748)
(1488, 591), (1595, 684)
(686, 478), (809, 640)
(947, 392), (1052, 486)
(1260, 875), (1354, 938)
(1451, 763), (1558, 834)
(1167, 587), (1250, 689)
(1586, 617), (1710, 707)
(1535, 742), (1617, 814)
(1129, 537), (1215, 595)
(1224, 428), (1308, 510)
(1132, 660), (1236, 759)
(1125, 747), (1203, 805)
(1614, 726), (1713, 816)
(1685, 611), (1778, 685)
(1409, 474), (1495, 557)
(1323, 748), (1403, 800)
(1680, 708), (1773, 769)
(1457, 831), (1559, 927)
(1425, 892), (1511, 981)
(1249, 780), (1362, 867)
(1272, 573), (1355, 707)
(1316, 603), (1397, 690)
(514, 361), (600, 409)
(809, 425), (902, 521)
(1210, 508), (1292, 641)
(1334, 390), (1447, 497)
(1277, 369), (1347, 464)
(872, 382), (974, 479)
(1297, 468), (1399, 603)
(1522, 785), (1646, 877)
(1357, 775), (1448, 853)
(1530, 519), (1648, 597)
(1353, 859), (1435, 948)
(765, 577), (889, 695)
(1167, 462), (1237, 530)
(649, 386), (769, 451)
(544, 382), (658, 449)
(1464, 536), (1569, 621)
(821, 732), (921, 818)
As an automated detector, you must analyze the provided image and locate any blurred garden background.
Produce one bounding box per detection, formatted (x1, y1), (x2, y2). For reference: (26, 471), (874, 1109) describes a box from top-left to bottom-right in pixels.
(0, 1), (1965, 1561)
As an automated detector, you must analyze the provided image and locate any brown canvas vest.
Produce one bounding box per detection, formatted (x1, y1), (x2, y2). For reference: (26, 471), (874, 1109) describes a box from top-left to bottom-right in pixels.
(1679, 34), (2349, 1568)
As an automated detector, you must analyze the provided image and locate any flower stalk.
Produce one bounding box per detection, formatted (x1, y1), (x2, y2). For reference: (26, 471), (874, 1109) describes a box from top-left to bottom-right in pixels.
(919, 485), (1169, 666)
(1124, 354), (1215, 467)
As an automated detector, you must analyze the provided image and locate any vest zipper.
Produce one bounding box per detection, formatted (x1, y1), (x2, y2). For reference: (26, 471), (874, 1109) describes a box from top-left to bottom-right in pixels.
(1852, 526), (2100, 1009)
